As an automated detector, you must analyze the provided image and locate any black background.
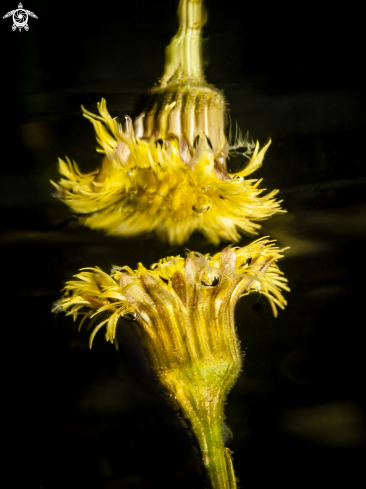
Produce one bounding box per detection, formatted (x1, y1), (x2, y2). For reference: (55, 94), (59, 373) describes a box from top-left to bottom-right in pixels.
(1, 1), (365, 488)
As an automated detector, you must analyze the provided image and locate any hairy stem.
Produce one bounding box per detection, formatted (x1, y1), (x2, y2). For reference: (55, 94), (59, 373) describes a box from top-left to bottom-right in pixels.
(161, 359), (240, 489)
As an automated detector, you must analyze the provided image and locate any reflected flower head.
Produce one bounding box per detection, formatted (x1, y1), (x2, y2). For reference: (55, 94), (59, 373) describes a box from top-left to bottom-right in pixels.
(52, 98), (283, 245)
(52, 0), (284, 245)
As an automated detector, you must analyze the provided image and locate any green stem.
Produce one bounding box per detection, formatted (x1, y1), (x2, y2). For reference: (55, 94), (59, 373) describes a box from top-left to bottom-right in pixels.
(162, 359), (239, 489)
(193, 401), (237, 489)
(160, 0), (206, 86)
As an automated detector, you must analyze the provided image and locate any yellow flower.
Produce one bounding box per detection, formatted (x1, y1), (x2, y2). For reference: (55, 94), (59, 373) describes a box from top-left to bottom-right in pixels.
(52, 0), (284, 245)
(52, 98), (283, 244)
(55, 237), (289, 489)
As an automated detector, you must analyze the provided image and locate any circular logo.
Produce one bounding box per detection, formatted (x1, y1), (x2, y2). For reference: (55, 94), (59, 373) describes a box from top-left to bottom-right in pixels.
(13, 8), (28, 28)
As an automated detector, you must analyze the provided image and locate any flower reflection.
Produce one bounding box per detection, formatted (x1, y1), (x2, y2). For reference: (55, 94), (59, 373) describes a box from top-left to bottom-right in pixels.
(52, 0), (284, 244)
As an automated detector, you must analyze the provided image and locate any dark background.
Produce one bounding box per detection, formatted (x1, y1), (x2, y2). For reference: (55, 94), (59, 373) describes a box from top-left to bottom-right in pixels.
(1, 1), (365, 488)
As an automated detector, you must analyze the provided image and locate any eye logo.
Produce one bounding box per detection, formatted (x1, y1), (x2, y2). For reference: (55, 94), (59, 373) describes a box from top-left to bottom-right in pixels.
(3, 3), (38, 31)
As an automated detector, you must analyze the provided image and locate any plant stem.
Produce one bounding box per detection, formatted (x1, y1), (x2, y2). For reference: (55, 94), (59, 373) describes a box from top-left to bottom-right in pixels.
(193, 396), (237, 489)
(161, 359), (239, 489)
(161, 0), (206, 86)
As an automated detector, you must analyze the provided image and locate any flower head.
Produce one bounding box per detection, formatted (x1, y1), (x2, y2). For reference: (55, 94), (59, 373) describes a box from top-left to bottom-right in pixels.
(57, 237), (288, 352)
(55, 237), (288, 489)
(52, 98), (283, 245)
(52, 0), (284, 245)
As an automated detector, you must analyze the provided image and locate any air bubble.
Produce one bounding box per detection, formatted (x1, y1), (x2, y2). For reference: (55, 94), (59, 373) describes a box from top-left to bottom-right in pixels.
(244, 256), (252, 266)
(122, 310), (140, 321)
(201, 275), (220, 287)
(155, 139), (164, 148)
(192, 203), (211, 213)
(192, 195), (212, 214)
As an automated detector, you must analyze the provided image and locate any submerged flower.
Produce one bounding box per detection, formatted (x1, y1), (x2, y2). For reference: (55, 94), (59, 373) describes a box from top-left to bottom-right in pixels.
(55, 237), (289, 489)
(52, 0), (284, 245)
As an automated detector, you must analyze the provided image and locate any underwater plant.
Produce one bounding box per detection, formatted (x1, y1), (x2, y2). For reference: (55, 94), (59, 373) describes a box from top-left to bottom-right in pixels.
(52, 0), (284, 245)
(52, 1), (290, 487)
(55, 238), (289, 489)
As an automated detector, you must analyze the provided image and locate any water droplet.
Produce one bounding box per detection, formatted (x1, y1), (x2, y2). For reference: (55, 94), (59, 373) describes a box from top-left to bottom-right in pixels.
(193, 134), (212, 149)
(122, 310), (140, 322)
(192, 203), (211, 213)
(201, 275), (220, 287)
(243, 255), (252, 266)
(155, 139), (164, 148)
(117, 115), (132, 134)
(232, 175), (244, 182)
